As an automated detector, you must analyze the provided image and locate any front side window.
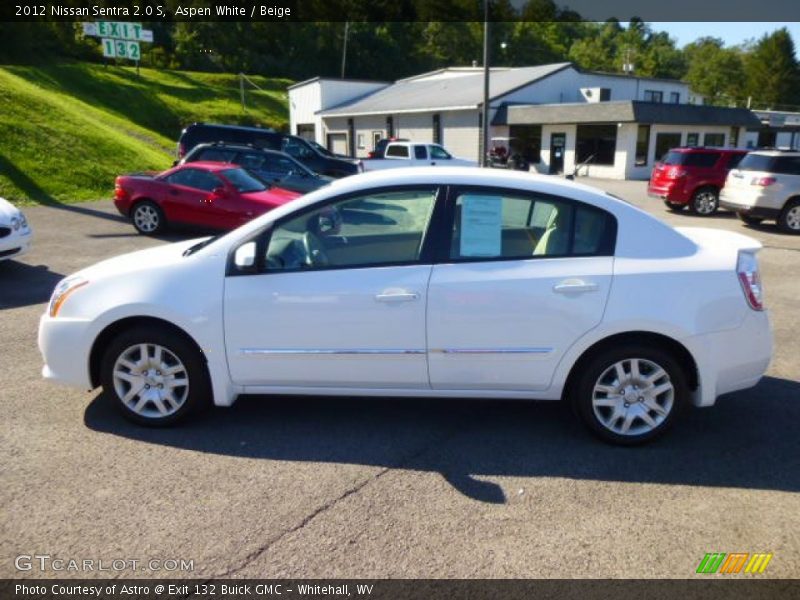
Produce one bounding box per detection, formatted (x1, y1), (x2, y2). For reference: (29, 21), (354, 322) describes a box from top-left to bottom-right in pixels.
(414, 145), (427, 160)
(449, 191), (615, 260)
(237, 152), (267, 171)
(429, 145), (452, 160)
(196, 148), (237, 163)
(165, 168), (222, 192)
(265, 188), (437, 271)
(282, 138), (314, 159)
(683, 152), (721, 168)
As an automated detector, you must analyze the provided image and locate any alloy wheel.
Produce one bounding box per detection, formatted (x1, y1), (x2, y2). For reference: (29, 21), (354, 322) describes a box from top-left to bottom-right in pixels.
(591, 358), (674, 436)
(785, 205), (800, 231)
(133, 205), (160, 233)
(112, 343), (189, 419)
(693, 191), (718, 215)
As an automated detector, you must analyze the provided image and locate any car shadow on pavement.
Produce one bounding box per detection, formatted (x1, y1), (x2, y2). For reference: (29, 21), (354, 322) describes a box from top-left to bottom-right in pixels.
(0, 260), (64, 309)
(84, 375), (800, 504)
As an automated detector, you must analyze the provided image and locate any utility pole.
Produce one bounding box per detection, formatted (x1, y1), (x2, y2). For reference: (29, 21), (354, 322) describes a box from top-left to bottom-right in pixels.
(240, 73), (246, 113)
(481, 0), (490, 167)
(341, 21), (350, 79)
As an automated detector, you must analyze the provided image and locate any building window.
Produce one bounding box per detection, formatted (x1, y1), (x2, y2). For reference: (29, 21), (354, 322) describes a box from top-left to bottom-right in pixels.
(655, 132), (682, 161)
(357, 133), (365, 150)
(635, 124), (651, 166)
(669, 92), (680, 104)
(644, 90), (663, 103)
(432, 113), (441, 144)
(686, 133), (699, 147)
(730, 127), (740, 147)
(508, 125), (542, 164)
(576, 124), (617, 166)
(386, 116), (394, 138)
(295, 123), (315, 141)
(704, 132), (725, 147)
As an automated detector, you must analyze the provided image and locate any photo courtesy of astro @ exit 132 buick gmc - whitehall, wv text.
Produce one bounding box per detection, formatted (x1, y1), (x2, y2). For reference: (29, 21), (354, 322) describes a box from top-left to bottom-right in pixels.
(38, 167), (773, 445)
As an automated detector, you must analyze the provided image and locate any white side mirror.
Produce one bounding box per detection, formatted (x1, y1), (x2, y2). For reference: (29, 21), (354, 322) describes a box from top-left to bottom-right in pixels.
(234, 241), (256, 269)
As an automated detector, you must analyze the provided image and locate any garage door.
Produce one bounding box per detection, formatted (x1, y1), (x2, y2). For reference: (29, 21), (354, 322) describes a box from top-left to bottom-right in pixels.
(327, 133), (348, 155)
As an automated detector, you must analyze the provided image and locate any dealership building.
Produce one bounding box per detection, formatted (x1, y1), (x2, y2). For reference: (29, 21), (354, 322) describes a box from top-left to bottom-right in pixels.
(288, 62), (771, 180)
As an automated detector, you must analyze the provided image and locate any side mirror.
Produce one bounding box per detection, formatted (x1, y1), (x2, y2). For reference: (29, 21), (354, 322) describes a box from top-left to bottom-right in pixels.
(233, 241), (257, 270)
(212, 186), (228, 198)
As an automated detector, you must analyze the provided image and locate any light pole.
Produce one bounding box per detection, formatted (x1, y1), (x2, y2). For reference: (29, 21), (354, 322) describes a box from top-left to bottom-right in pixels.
(481, 0), (490, 167)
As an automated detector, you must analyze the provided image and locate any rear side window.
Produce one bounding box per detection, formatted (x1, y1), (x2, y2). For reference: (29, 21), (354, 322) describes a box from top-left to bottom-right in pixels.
(661, 151), (685, 165)
(772, 156), (800, 176)
(450, 191), (615, 260)
(196, 148), (237, 163)
(414, 145), (427, 160)
(682, 153), (721, 168)
(386, 145), (409, 158)
(737, 154), (776, 172)
(726, 154), (745, 169)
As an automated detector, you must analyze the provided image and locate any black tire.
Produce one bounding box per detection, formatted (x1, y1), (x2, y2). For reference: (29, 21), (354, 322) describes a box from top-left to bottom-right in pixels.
(689, 187), (719, 216)
(737, 212), (764, 226)
(100, 326), (210, 426)
(131, 200), (166, 235)
(664, 201), (685, 213)
(571, 344), (688, 446)
(777, 199), (800, 234)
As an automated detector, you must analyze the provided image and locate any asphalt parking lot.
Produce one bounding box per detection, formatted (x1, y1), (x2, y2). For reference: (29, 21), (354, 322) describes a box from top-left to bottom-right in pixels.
(1, 178), (798, 579)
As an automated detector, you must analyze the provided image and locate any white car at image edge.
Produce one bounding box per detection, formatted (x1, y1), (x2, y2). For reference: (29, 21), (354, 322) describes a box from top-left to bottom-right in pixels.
(0, 197), (32, 261)
(38, 167), (772, 445)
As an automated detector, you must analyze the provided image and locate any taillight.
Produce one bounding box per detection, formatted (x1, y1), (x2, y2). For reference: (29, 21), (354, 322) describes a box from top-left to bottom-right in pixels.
(114, 184), (128, 201)
(737, 251), (764, 311)
(666, 166), (686, 179)
(750, 176), (776, 187)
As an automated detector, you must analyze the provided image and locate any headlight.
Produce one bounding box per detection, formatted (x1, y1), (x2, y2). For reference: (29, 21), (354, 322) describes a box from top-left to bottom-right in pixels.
(49, 276), (89, 318)
(10, 213), (28, 231)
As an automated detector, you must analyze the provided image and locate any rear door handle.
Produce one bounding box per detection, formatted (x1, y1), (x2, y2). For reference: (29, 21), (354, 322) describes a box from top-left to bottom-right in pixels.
(375, 291), (419, 303)
(553, 279), (598, 294)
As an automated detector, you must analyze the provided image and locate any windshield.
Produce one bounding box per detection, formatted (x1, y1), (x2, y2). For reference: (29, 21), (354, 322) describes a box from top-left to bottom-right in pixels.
(221, 168), (267, 193)
(736, 154), (776, 172)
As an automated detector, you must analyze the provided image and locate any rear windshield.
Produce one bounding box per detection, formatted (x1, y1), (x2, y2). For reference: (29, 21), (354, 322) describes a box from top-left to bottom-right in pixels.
(221, 168), (267, 193)
(660, 151), (720, 167)
(737, 154), (775, 172)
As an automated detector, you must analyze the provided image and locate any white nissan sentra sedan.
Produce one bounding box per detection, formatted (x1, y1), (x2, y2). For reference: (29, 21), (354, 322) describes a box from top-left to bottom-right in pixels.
(38, 168), (772, 444)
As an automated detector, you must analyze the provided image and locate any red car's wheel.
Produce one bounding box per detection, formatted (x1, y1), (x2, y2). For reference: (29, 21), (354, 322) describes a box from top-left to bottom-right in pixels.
(131, 200), (166, 235)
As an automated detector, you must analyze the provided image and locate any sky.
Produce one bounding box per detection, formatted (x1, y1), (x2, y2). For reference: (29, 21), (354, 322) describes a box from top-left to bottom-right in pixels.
(652, 22), (800, 48)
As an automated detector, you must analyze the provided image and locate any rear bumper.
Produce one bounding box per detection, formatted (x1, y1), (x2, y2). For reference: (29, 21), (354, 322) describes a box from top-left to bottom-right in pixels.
(648, 183), (688, 203)
(687, 309), (773, 407)
(719, 200), (780, 219)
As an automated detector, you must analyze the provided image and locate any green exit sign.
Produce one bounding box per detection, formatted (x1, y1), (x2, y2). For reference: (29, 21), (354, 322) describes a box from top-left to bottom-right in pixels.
(102, 39), (141, 60)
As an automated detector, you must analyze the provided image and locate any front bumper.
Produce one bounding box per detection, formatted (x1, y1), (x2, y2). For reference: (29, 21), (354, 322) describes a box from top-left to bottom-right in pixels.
(0, 229), (32, 260)
(38, 314), (94, 390)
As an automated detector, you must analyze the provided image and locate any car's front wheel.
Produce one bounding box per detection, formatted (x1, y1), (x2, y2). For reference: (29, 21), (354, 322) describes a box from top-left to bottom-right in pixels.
(572, 345), (687, 445)
(131, 200), (166, 235)
(690, 187), (719, 215)
(100, 326), (210, 426)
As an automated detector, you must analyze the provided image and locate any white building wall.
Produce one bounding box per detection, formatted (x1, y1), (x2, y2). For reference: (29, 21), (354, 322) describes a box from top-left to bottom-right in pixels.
(395, 113), (435, 145)
(288, 81), (322, 141)
(441, 110), (481, 162)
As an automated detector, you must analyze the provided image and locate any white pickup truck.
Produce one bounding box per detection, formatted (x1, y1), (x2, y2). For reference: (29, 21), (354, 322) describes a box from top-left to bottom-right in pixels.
(360, 142), (476, 171)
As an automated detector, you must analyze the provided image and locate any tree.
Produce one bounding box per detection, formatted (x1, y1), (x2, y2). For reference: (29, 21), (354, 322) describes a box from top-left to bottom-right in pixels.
(743, 28), (800, 108)
(683, 37), (745, 105)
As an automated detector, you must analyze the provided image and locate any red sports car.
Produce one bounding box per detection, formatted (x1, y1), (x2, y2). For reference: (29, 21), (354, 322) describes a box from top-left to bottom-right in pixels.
(114, 162), (301, 235)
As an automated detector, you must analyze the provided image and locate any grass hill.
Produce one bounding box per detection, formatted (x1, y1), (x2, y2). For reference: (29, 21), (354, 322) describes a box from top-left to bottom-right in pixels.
(0, 62), (291, 205)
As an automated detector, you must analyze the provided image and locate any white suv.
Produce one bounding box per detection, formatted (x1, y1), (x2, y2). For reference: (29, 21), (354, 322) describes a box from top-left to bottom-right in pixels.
(720, 151), (800, 234)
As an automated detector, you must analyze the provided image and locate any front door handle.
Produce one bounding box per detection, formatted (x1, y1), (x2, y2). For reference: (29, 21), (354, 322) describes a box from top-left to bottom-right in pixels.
(553, 279), (598, 294)
(375, 291), (419, 303)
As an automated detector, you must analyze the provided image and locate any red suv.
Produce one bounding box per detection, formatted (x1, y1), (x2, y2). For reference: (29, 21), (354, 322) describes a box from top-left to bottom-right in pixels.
(648, 147), (748, 215)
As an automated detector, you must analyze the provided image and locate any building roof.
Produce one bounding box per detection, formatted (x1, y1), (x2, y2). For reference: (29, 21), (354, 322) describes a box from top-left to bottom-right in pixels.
(287, 76), (391, 91)
(318, 63), (573, 116)
(499, 101), (762, 128)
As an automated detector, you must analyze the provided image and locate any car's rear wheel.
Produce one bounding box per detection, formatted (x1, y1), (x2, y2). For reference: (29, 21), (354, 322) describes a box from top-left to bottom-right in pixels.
(572, 345), (687, 445)
(131, 200), (166, 235)
(738, 213), (764, 226)
(664, 201), (685, 212)
(777, 199), (800, 234)
(100, 326), (209, 426)
(690, 187), (719, 215)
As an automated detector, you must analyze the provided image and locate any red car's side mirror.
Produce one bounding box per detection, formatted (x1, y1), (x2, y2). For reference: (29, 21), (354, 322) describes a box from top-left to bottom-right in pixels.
(205, 186), (228, 204)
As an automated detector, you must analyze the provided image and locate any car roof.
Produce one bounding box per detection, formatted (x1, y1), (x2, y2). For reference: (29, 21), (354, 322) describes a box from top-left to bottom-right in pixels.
(194, 142), (282, 155)
(669, 147), (747, 153)
(184, 122), (276, 134)
(177, 161), (241, 172)
(746, 150), (800, 157)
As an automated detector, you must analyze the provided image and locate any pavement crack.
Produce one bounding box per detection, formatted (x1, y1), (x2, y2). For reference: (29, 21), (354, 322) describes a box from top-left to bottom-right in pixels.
(202, 425), (463, 582)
